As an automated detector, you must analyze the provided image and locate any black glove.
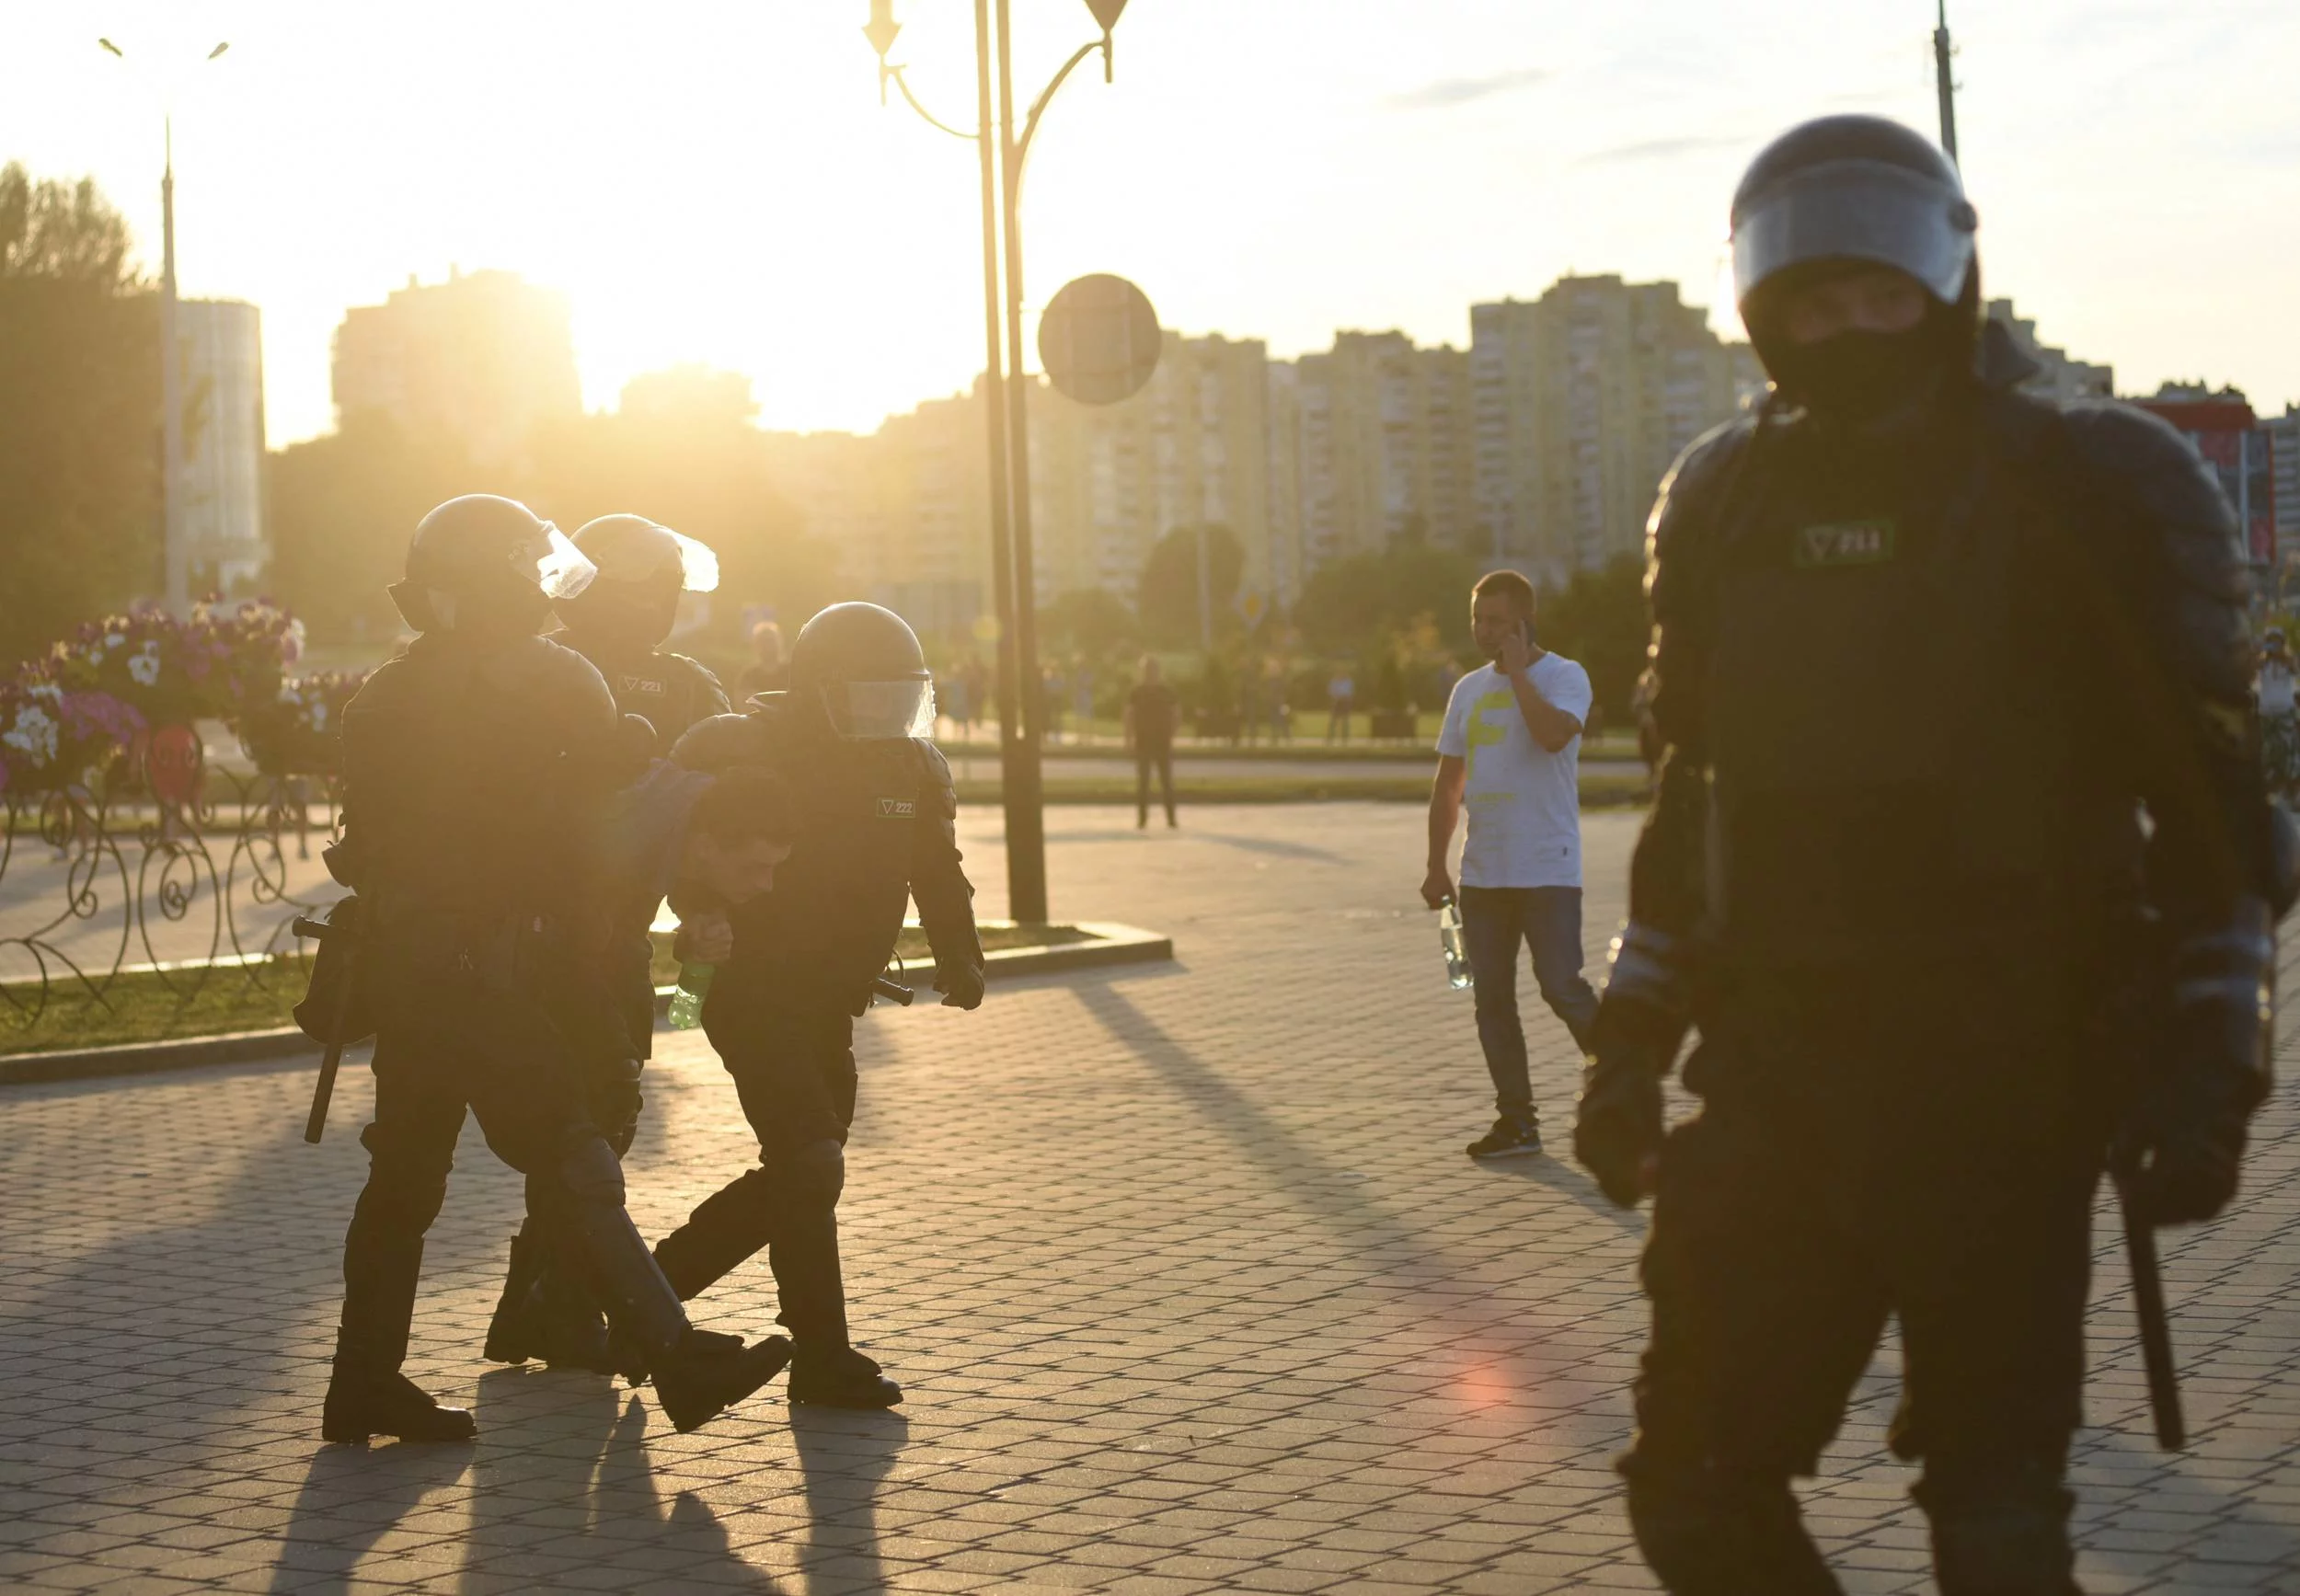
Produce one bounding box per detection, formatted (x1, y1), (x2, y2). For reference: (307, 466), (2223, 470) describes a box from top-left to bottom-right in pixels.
(935, 959), (986, 1011)
(2120, 901), (2274, 1226)
(1576, 1049), (1665, 1208)
(1572, 923), (1691, 1209)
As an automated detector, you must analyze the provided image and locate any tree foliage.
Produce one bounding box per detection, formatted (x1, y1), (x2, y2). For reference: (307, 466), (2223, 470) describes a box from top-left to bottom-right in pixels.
(0, 164), (157, 669)
(1535, 552), (1648, 724)
(1039, 586), (1140, 668)
(1291, 541), (1478, 660)
(1137, 523), (1244, 649)
(268, 415), (481, 643)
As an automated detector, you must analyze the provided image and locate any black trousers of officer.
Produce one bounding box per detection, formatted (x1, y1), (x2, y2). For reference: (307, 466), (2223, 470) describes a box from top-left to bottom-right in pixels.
(338, 987), (668, 1376)
(652, 1003), (857, 1349)
(1622, 970), (2103, 1596)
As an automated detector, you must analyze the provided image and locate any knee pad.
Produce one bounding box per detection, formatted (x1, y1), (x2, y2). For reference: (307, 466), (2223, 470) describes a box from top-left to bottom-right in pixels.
(1914, 1459), (2076, 1596)
(556, 1133), (627, 1210)
(1623, 1456), (1842, 1596)
(355, 1123), (452, 1233)
(785, 1138), (845, 1211)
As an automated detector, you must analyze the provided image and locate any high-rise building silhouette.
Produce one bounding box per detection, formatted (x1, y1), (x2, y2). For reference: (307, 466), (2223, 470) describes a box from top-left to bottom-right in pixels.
(330, 269), (581, 467)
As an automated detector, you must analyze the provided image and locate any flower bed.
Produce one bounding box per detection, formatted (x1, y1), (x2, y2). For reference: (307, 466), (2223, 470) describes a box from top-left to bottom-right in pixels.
(0, 600), (368, 796)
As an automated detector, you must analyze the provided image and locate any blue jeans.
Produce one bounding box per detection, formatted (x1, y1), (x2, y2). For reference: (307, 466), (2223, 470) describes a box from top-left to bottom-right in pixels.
(1459, 885), (1600, 1121)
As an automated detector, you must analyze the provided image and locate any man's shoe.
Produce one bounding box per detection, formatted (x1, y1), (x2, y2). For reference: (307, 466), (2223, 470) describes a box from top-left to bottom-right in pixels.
(1467, 1116), (1544, 1161)
(650, 1329), (794, 1434)
(322, 1370), (477, 1444)
(788, 1346), (903, 1409)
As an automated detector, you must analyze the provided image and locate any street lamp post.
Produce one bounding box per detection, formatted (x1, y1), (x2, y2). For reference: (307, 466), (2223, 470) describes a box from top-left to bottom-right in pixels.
(868, 0), (1128, 926)
(98, 36), (230, 616)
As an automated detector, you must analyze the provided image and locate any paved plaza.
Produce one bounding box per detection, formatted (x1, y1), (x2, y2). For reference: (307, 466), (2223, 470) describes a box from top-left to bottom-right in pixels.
(3, 802), (2298, 1594)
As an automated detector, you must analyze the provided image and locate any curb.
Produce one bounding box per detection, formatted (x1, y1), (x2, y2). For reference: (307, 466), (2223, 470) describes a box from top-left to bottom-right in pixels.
(0, 923), (1174, 1088)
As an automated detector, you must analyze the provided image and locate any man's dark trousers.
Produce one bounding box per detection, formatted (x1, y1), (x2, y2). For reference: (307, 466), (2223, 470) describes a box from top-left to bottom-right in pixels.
(339, 997), (609, 1380)
(1459, 885), (1599, 1120)
(653, 1004), (858, 1349)
(1136, 746), (1175, 827)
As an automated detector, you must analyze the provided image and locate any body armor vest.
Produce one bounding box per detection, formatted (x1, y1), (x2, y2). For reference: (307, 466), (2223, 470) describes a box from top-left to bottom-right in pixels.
(1701, 397), (2140, 966)
(557, 633), (725, 756)
(717, 703), (931, 1011)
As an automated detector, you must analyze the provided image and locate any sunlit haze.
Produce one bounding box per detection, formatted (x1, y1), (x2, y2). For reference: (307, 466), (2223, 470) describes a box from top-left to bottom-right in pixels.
(9, 0), (2297, 447)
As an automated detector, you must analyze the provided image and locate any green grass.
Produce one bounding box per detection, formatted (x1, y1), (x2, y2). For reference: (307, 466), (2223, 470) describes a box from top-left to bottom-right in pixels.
(1, 959), (310, 1056)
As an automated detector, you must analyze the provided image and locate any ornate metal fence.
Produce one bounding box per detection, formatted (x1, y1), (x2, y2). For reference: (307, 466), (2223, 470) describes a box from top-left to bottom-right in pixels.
(0, 765), (342, 1036)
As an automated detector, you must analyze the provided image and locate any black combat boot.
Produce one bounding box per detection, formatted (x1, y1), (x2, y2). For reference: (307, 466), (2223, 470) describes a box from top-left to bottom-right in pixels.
(483, 1229), (545, 1364)
(323, 1364), (477, 1443)
(651, 1330), (795, 1433)
(788, 1344), (903, 1408)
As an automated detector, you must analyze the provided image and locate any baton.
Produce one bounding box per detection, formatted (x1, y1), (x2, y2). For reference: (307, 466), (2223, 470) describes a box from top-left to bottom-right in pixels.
(871, 975), (915, 1007)
(2112, 1165), (2187, 1452)
(293, 914), (362, 1145)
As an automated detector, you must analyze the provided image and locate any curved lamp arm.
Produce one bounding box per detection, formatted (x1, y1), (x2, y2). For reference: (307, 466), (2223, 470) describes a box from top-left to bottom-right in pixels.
(883, 61), (981, 142)
(1014, 36), (1110, 178)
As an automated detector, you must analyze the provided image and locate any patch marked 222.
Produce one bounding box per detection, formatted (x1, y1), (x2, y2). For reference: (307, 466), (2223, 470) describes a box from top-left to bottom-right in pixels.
(1795, 519), (1896, 569)
(877, 798), (916, 819)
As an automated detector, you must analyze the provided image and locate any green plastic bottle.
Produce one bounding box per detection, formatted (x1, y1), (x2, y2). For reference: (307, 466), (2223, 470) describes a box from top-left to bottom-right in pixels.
(667, 961), (714, 1029)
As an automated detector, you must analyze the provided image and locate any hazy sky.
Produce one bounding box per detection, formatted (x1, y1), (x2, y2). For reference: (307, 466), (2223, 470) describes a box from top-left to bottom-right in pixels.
(7, 1), (2296, 446)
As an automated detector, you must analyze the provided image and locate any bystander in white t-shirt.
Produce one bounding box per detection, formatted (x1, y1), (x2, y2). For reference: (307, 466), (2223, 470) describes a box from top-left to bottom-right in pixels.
(2260, 660), (2296, 718)
(1436, 656), (1594, 890)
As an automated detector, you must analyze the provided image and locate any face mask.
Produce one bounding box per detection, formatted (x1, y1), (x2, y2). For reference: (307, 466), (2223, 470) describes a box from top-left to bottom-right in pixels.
(1772, 327), (1944, 425)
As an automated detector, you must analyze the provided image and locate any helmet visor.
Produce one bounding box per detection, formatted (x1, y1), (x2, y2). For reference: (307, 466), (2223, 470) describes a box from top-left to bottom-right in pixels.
(829, 679), (937, 741)
(666, 529), (720, 594)
(519, 523), (599, 602)
(1733, 158), (1976, 307)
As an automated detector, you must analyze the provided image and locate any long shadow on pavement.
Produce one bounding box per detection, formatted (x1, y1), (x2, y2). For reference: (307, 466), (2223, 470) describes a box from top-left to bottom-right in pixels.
(266, 1443), (471, 1594)
(788, 1405), (910, 1593)
(456, 1366), (786, 1593)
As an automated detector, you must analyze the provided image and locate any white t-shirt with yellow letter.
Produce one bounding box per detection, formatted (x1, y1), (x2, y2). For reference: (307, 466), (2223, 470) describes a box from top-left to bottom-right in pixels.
(1435, 658), (1593, 890)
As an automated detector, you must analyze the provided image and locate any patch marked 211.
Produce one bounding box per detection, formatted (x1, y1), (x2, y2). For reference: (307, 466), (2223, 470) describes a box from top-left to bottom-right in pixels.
(1795, 519), (1896, 569)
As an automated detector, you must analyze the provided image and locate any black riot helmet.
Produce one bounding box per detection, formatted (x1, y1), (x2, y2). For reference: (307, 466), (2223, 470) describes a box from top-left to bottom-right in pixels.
(555, 513), (721, 649)
(1731, 116), (1982, 408)
(787, 602), (937, 741)
(386, 494), (596, 637)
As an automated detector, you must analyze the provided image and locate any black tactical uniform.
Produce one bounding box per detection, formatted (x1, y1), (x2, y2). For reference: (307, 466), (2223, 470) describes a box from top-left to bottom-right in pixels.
(654, 602), (984, 1408)
(1573, 120), (2283, 1595)
(321, 494), (789, 1444)
(487, 514), (732, 1372)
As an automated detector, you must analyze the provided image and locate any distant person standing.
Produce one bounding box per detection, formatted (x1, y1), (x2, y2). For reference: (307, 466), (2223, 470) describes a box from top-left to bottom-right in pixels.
(1125, 655), (1180, 830)
(1420, 569), (1598, 1160)
(1326, 668), (1355, 743)
(2260, 628), (2297, 801)
(736, 620), (787, 702)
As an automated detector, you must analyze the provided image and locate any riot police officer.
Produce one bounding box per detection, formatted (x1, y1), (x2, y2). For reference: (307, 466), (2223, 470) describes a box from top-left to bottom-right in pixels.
(322, 494), (790, 1443)
(556, 513), (731, 753)
(650, 602), (986, 1407)
(1573, 118), (2284, 1593)
(484, 512), (731, 1371)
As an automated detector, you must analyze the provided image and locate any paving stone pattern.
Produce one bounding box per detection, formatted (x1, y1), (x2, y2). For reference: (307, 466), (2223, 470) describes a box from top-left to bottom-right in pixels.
(2, 803), (2296, 1593)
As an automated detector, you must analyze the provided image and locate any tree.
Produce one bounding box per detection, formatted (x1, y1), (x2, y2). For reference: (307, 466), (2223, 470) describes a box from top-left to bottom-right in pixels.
(1291, 541), (1478, 660)
(268, 415), (481, 643)
(1039, 587), (1140, 668)
(1536, 553), (1647, 725)
(1137, 523), (1244, 649)
(0, 164), (158, 669)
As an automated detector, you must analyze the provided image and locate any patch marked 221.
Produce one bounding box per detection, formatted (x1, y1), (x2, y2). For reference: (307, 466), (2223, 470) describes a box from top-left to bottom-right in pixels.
(1795, 519), (1896, 569)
